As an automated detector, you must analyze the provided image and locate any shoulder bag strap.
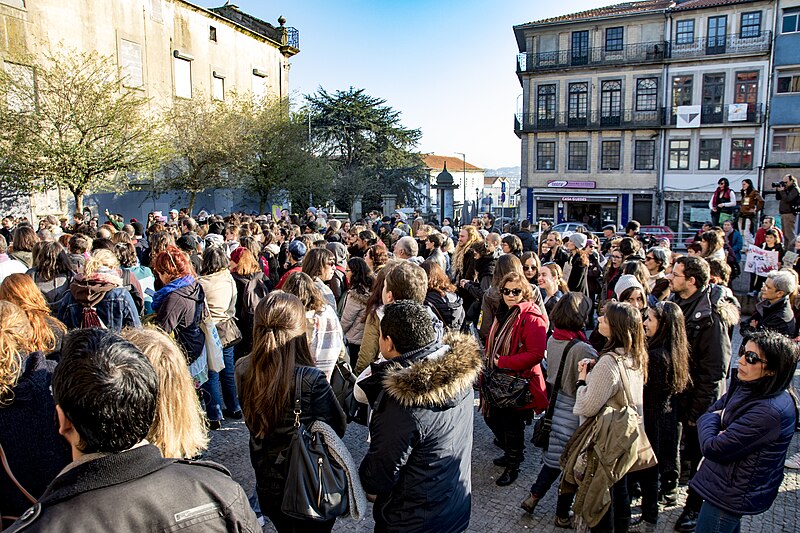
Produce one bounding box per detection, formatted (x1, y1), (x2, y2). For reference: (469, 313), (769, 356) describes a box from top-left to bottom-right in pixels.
(0, 442), (36, 505)
(293, 367), (304, 428)
(543, 338), (582, 421)
(613, 355), (636, 409)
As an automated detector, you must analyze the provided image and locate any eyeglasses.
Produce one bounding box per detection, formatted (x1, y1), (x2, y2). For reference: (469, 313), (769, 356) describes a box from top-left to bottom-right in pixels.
(523, 265), (535, 271)
(743, 351), (768, 365)
(501, 288), (523, 297)
(645, 256), (655, 261)
(327, 261), (336, 266)
(611, 255), (623, 260)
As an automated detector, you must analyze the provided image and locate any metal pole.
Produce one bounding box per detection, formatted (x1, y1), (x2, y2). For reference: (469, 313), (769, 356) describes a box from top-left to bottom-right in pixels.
(454, 152), (466, 208)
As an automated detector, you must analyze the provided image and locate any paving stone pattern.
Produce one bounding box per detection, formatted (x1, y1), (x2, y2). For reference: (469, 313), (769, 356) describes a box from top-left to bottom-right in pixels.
(205, 329), (800, 532)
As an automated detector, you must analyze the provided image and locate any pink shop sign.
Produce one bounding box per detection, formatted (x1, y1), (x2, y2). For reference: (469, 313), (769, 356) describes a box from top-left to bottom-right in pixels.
(547, 180), (597, 189)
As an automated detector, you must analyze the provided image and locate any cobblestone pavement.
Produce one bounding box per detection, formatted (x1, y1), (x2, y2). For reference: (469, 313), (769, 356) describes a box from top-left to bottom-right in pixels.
(205, 328), (800, 532)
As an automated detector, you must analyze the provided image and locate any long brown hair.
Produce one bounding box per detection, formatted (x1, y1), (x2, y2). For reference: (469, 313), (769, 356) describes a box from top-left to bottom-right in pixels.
(0, 273), (66, 353)
(492, 254), (524, 288)
(421, 260), (455, 295)
(602, 302), (648, 382)
(0, 301), (33, 405)
(282, 271), (326, 313)
(240, 292), (314, 438)
(121, 326), (209, 458)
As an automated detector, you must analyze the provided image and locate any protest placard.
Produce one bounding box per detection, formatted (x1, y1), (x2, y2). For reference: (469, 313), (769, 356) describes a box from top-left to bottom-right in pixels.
(744, 245), (780, 277)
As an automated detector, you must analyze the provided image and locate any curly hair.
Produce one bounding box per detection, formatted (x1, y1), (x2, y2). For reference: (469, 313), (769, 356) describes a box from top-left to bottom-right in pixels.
(0, 301), (33, 405)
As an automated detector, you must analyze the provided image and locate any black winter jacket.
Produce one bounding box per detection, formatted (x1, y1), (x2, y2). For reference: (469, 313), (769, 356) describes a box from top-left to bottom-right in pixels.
(742, 296), (796, 338)
(5, 444), (260, 532)
(155, 281), (205, 364)
(424, 289), (465, 331)
(672, 285), (739, 423)
(359, 332), (482, 533)
(516, 230), (536, 252)
(235, 364), (346, 502)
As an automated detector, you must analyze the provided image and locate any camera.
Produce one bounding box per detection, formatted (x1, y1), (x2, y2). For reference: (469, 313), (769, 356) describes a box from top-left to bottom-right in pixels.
(773, 181), (785, 188)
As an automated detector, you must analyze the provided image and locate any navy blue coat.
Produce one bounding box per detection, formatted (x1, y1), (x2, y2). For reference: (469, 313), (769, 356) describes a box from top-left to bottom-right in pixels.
(689, 381), (796, 515)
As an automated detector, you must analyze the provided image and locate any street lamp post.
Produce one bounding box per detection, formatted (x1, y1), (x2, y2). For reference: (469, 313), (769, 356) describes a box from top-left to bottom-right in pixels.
(454, 152), (466, 206)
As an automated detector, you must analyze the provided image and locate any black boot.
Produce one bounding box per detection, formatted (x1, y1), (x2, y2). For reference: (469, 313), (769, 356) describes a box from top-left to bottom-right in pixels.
(493, 455), (510, 467)
(496, 465), (519, 486)
(674, 507), (698, 532)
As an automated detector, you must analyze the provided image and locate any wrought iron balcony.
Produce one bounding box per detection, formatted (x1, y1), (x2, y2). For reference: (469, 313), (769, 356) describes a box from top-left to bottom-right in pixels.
(666, 31), (770, 60)
(514, 108), (663, 133)
(517, 41), (665, 73)
(664, 103), (764, 126)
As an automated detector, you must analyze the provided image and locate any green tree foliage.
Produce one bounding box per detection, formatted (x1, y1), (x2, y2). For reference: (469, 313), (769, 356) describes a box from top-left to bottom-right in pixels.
(0, 49), (165, 213)
(160, 91), (251, 214)
(305, 87), (425, 213)
(241, 97), (332, 213)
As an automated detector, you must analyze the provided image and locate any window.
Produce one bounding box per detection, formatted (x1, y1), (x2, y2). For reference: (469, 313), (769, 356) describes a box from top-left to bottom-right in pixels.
(676, 20), (695, 44)
(777, 74), (800, 94)
(698, 139), (721, 170)
(209, 26), (217, 42)
(782, 9), (799, 34)
(571, 31), (589, 65)
(606, 27), (623, 52)
(537, 142), (556, 170)
(735, 71), (758, 104)
(601, 80), (622, 123)
(212, 73), (225, 101)
(568, 82), (588, 121)
(601, 141), (621, 170)
(668, 139), (690, 170)
(707, 16), (727, 54)
(634, 140), (656, 170)
(119, 39), (143, 89)
(252, 69), (268, 99)
(4, 63), (35, 113)
(636, 78), (658, 111)
(568, 141), (588, 171)
(740, 12), (761, 38)
(672, 75), (693, 107)
(173, 56), (192, 99)
(731, 139), (754, 170)
(773, 129), (800, 152)
(537, 84), (556, 124)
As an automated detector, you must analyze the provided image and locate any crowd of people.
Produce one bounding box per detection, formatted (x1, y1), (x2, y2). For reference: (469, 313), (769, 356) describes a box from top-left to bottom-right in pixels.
(0, 194), (798, 533)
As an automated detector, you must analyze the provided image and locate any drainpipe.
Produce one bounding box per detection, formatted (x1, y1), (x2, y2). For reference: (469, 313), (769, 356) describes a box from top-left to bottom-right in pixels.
(657, 11), (672, 225)
(758, 0), (780, 193)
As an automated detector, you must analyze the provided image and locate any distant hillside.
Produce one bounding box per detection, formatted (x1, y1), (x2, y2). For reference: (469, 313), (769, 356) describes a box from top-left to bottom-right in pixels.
(484, 166), (520, 179)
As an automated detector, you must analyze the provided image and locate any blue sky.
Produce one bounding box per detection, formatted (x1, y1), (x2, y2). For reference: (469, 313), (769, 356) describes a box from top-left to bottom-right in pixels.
(200, 1), (599, 169)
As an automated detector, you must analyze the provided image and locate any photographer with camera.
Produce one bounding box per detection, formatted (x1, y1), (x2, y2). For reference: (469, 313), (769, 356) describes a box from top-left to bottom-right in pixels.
(774, 174), (799, 245)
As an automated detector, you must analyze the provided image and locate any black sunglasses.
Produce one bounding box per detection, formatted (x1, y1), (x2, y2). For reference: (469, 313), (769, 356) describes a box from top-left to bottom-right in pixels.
(743, 351), (767, 365)
(501, 288), (523, 297)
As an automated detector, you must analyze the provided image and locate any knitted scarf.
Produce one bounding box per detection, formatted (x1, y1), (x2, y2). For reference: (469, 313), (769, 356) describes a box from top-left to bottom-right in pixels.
(552, 328), (587, 342)
(151, 275), (195, 311)
(486, 304), (521, 370)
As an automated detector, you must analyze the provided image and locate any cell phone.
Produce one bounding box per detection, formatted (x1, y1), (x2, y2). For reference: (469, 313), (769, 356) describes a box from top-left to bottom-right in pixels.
(145, 288), (156, 297)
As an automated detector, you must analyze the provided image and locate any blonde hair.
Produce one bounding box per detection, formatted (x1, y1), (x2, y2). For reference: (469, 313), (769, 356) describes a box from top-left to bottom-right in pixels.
(84, 248), (120, 275)
(120, 326), (209, 458)
(452, 225), (483, 278)
(0, 301), (33, 405)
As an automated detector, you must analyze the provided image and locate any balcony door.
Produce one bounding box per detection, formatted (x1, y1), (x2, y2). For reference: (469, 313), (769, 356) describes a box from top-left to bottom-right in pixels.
(707, 16), (727, 54)
(571, 31), (589, 66)
(601, 80), (622, 126)
(735, 71), (758, 120)
(702, 73), (725, 124)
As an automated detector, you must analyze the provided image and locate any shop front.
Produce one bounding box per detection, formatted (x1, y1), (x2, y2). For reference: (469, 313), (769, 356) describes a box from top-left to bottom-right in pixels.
(526, 189), (648, 231)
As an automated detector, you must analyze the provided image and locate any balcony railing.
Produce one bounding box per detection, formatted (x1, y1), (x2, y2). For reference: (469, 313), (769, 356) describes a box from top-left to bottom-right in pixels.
(514, 108), (663, 133)
(517, 41), (665, 73)
(664, 103), (764, 125)
(666, 31), (771, 60)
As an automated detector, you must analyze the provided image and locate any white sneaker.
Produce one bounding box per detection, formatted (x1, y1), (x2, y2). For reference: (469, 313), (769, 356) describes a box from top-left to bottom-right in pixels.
(785, 451), (800, 469)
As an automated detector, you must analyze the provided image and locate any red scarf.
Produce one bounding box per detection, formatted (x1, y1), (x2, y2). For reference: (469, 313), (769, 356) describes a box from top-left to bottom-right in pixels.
(552, 328), (587, 342)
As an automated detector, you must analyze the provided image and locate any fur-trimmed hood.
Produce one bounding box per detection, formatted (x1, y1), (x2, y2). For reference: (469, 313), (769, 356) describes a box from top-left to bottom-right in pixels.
(382, 331), (482, 409)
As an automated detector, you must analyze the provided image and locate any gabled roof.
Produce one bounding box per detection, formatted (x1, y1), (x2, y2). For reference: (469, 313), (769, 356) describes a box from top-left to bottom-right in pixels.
(423, 154), (482, 172)
(518, 0), (670, 27)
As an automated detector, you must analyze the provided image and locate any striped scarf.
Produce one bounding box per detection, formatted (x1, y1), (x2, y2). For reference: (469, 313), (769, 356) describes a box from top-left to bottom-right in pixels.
(486, 305), (521, 370)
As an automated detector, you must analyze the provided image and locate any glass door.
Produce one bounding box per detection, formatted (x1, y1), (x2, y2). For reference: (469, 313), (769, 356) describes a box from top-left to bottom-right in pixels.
(702, 73), (725, 124)
(707, 16), (727, 55)
(571, 31), (589, 66)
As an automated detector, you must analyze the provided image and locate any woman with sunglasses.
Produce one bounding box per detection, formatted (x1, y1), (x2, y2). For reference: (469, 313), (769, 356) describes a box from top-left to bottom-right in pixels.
(635, 301), (691, 530)
(483, 272), (548, 487)
(520, 251), (540, 287)
(688, 331), (797, 533)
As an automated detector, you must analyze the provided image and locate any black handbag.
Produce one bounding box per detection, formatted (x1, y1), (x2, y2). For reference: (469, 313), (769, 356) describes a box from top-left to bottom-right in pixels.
(532, 338), (581, 449)
(483, 367), (532, 409)
(281, 368), (349, 521)
(329, 350), (365, 424)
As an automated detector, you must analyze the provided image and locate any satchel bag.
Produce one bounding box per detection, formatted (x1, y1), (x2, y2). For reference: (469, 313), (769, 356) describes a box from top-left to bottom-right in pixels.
(1, 442), (37, 527)
(614, 356), (657, 474)
(281, 368), (350, 521)
(483, 367), (532, 409)
(532, 338), (581, 449)
(199, 303), (225, 373)
(216, 317), (242, 348)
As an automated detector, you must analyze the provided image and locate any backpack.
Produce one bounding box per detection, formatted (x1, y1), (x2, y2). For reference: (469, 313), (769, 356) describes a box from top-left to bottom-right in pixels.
(242, 274), (270, 320)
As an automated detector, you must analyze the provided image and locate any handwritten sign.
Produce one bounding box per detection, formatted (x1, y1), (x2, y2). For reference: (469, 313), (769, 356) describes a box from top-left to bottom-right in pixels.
(744, 245), (780, 277)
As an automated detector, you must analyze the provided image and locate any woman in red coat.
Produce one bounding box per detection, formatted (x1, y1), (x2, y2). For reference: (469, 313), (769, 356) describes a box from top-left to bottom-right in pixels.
(483, 271), (549, 487)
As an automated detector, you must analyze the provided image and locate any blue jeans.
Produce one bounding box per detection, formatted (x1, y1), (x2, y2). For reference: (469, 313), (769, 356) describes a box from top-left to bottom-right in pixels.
(696, 501), (742, 533)
(201, 370), (224, 421)
(219, 345), (240, 414)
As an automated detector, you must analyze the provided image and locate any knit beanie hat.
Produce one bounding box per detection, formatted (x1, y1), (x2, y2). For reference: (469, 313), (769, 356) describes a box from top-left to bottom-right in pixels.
(614, 274), (645, 300)
(569, 232), (588, 249)
(287, 239), (307, 261)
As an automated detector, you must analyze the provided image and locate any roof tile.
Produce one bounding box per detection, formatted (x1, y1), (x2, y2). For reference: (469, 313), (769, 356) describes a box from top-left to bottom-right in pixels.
(423, 154), (482, 172)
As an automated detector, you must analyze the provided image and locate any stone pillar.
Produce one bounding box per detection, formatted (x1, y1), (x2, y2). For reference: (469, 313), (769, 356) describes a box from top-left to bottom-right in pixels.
(382, 194), (397, 216)
(351, 195), (363, 222)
